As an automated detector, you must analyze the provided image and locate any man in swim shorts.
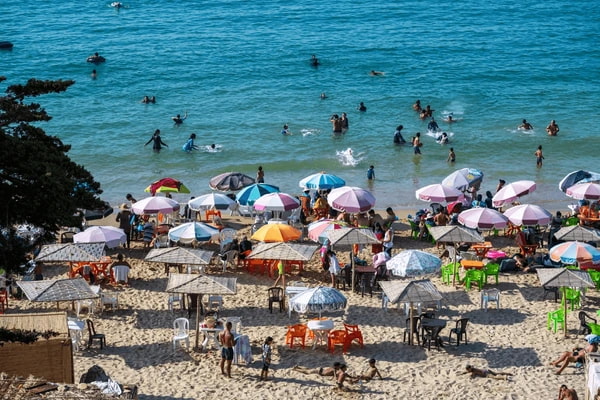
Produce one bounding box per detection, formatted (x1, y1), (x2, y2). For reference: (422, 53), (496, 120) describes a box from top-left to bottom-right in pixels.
(219, 322), (235, 378)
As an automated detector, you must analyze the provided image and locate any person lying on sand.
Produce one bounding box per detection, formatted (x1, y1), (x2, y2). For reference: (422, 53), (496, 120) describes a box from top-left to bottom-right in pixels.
(459, 365), (513, 381)
(293, 362), (340, 377)
(334, 364), (355, 391)
(551, 341), (598, 375)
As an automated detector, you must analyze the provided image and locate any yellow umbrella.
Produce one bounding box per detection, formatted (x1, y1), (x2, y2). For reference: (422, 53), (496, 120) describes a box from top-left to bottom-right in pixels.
(251, 223), (301, 242)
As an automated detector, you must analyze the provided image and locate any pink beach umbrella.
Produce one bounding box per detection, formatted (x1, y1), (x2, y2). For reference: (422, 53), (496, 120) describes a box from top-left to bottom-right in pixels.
(492, 180), (536, 207)
(566, 182), (600, 200)
(327, 186), (376, 213)
(131, 196), (180, 215)
(253, 192), (300, 212)
(415, 184), (464, 203)
(503, 204), (552, 226)
(458, 208), (508, 229)
(73, 226), (126, 249)
(307, 219), (348, 243)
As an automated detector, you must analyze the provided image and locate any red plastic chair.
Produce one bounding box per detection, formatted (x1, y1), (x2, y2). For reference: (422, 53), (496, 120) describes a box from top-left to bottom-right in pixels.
(343, 323), (364, 350)
(205, 209), (222, 222)
(327, 330), (348, 353)
(285, 324), (307, 348)
(515, 231), (537, 256)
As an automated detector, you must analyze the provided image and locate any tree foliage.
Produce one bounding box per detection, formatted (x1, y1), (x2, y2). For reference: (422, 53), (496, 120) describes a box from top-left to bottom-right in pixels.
(0, 76), (105, 273)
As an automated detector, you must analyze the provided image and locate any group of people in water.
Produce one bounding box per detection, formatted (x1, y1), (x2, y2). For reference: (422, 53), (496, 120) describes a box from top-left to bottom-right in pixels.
(518, 118), (560, 136)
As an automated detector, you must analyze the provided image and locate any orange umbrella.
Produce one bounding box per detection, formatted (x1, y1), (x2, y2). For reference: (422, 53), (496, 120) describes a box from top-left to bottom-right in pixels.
(251, 223), (301, 242)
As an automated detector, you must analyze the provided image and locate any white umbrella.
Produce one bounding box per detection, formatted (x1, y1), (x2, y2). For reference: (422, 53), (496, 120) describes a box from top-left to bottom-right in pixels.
(503, 204), (552, 226)
(188, 193), (235, 211)
(73, 226), (126, 249)
(416, 184), (464, 203)
(442, 168), (484, 191)
(492, 180), (536, 207)
(253, 192), (300, 212)
(132, 196), (180, 215)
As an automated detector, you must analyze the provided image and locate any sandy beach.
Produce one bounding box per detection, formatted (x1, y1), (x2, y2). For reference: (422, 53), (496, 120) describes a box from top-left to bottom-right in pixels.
(7, 212), (593, 400)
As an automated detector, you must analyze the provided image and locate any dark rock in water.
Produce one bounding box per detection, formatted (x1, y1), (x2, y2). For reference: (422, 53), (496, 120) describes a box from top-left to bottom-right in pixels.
(0, 41), (14, 49)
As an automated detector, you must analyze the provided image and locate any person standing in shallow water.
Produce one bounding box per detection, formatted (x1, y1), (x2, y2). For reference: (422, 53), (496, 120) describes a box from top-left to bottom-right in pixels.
(257, 166), (265, 183)
(367, 165), (375, 180)
(144, 129), (168, 153)
(534, 145), (544, 167)
(412, 132), (422, 155)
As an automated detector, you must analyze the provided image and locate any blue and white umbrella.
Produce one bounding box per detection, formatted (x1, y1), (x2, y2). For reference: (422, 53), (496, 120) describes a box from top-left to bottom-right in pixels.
(168, 222), (220, 244)
(386, 250), (442, 277)
(188, 193), (235, 211)
(289, 286), (347, 318)
(236, 183), (280, 206)
(442, 168), (484, 191)
(299, 172), (345, 190)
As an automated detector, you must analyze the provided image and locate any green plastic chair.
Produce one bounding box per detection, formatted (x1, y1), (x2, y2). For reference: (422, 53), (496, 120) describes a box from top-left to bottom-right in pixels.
(563, 288), (581, 311)
(589, 270), (600, 289)
(564, 216), (579, 226)
(441, 262), (460, 285)
(483, 263), (499, 285)
(565, 265), (580, 270)
(547, 309), (565, 333)
(464, 269), (484, 291)
(589, 322), (600, 335)
(408, 220), (420, 239)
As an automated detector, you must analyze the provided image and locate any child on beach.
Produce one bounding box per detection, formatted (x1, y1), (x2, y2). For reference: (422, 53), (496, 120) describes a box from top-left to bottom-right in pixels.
(448, 147), (456, 163)
(460, 365), (513, 380)
(356, 359), (383, 382)
(367, 165), (375, 180)
(260, 336), (273, 381)
(535, 145), (544, 167)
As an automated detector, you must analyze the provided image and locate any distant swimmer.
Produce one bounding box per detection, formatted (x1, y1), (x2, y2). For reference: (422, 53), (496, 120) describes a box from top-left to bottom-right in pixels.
(369, 70), (384, 76)
(412, 99), (422, 112)
(172, 112), (187, 124)
(330, 114), (343, 134)
(357, 102), (367, 112)
(311, 54), (320, 67)
(341, 112), (349, 131)
(444, 113), (456, 123)
(546, 119), (559, 136)
(427, 117), (440, 132)
(111, 2), (123, 8)
(141, 96), (150, 103)
(419, 105), (433, 119)
(144, 129), (168, 153)
(518, 119), (533, 130)
(86, 52), (105, 64)
(182, 133), (199, 152)
(91, 69), (97, 79)
(393, 125), (406, 144)
(281, 124), (291, 135)
(436, 132), (449, 144)
(320, 92), (327, 99)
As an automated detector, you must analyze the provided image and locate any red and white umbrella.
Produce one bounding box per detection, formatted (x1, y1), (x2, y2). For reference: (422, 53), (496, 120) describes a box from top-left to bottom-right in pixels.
(492, 180), (536, 207)
(503, 204), (552, 226)
(549, 241), (600, 265)
(253, 192), (300, 212)
(307, 219), (348, 243)
(415, 184), (464, 203)
(327, 186), (375, 213)
(73, 226), (126, 249)
(458, 208), (508, 229)
(131, 196), (180, 215)
(566, 182), (600, 200)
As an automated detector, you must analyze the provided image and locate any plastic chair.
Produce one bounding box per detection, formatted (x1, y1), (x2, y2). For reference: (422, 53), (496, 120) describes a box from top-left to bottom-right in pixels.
(589, 270), (600, 289)
(205, 209), (222, 222)
(563, 288), (581, 311)
(564, 216), (579, 226)
(547, 309), (565, 333)
(327, 329), (348, 353)
(448, 318), (469, 346)
(403, 316), (421, 345)
(464, 269), (484, 291)
(168, 293), (182, 312)
(588, 322), (600, 335)
(86, 319), (106, 349)
(579, 311), (597, 335)
(207, 295), (223, 313)
(543, 285), (559, 302)
(483, 262), (499, 285)
(515, 231), (537, 256)
(172, 318), (190, 351)
(267, 287), (284, 313)
(421, 325), (443, 351)
(76, 299), (96, 317)
(481, 289), (500, 311)
(100, 292), (119, 312)
(224, 316), (242, 334)
(441, 262), (460, 285)
(154, 234), (170, 248)
(343, 323), (364, 350)
(285, 324), (307, 348)
(219, 228), (236, 251)
(220, 250), (238, 272)
(408, 220), (420, 239)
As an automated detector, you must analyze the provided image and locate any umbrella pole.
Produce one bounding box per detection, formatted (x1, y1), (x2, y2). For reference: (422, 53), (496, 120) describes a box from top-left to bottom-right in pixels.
(409, 302), (414, 346)
(563, 287), (568, 338)
(452, 244), (458, 287)
(351, 251), (355, 293)
(195, 295), (201, 351)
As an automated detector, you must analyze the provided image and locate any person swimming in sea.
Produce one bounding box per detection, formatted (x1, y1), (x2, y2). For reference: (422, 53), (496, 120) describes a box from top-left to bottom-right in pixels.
(311, 55), (320, 67)
(172, 112), (187, 124)
(436, 132), (449, 144)
(518, 119), (533, 130)
(427, 117), (440, 132)
(182, 133), (199, 153)
(369, 70), (384, 76)
(444, 113), (456, 123)
(87, 52), (105, 64)
(393, 125), (406, 144)
(357, 102), (367, 112)
(281, 124), (291, 135)
(144, 129), (168, 153)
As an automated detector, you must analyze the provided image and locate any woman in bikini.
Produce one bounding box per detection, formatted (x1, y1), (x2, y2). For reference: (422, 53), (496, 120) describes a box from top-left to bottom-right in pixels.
(460, 365), (513, 380)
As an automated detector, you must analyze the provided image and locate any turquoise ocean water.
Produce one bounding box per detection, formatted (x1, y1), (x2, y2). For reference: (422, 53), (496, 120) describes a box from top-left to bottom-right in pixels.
(2, 0), (599, 211)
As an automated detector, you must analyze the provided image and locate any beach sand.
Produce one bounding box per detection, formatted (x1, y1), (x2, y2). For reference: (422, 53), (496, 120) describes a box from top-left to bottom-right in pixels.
(9, 212), (593, 399)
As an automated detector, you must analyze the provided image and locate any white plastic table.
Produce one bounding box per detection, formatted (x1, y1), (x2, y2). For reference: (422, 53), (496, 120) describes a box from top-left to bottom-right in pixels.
(199, 325), (223, 350)
(307, 319), (334, 350)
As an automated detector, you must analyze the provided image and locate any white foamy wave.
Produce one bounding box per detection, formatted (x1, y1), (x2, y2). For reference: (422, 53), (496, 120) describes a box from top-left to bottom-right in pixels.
(301, 128), (321, 137)
(336, 147), (364, 167)
(203, 144), (223, 153)
(425, 131), (455, 140)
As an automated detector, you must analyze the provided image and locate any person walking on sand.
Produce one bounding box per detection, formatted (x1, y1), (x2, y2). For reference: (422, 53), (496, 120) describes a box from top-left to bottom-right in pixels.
(448, 147), (456, 163)
(547, 119), (560, 136)
(219, 321), (235, 378)
(328, 250), (341, 287)
(535, 145), (544, 167)
(459, 365), (513, 380)
(260, 336), (273, 381)
(273, 260), (286, 287)
(367, 165), (375, 180)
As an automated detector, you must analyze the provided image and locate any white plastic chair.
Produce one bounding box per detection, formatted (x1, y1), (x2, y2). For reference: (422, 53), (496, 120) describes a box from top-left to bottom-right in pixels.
(224, 316), (242, 334)
(76, 299), (96, 317)
(154, 234), (170, 248)
(168, 293), (182, 312)
(101, 292), (119, 312)
(481, 289), (500, 311)
(173, 318), (190, 351)
(220, 250), (238, 272)
(219, 228), (237, 252)
(206, 295), (223, 313)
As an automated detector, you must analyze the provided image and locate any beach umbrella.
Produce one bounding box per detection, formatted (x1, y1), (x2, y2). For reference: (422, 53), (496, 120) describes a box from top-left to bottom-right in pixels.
(537, 268), (594, 337)
(131, 196), (180, 215)
(492, 180), (536, 207)
(73, 226), (126, 249)
(379, 279), (443, 345)
(386, 250), (442, 277)
(145, 247), (214, 265)
(415, 184), (464, 203)
(565, 182), (600, 200)
(253, 192), (300, 212)
(442, 168), (484, 191)
(168, 222), (220, 244)
(458, 208), (508, 229)
(307, 219), (349, 243)
(36, 242), (106, 263)
(17, 277), (99, 310)
(82, 201), (114, 221)
(188, 193), (235, 211)
(166, 273), (237, 350)
(236, 183), (280, 206)
(373, 251), (391, 268)
(251, 223), (301, 242)
(549, 241), (600, 265)
(327, 186), (376, 213)
(503, 204), (552, 226)
(299, 172), (345, 190)
(288, 286), (347, 318)
(553, 225), (600, 242)
(145, 177), (190, 196)
(559, 170), (600, 192)
(209, 172), (255, 192)
(247, 242), (319, 261)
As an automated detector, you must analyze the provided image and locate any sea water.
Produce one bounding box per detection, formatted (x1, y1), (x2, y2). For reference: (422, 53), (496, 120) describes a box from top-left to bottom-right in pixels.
(1, 0), (599, 211)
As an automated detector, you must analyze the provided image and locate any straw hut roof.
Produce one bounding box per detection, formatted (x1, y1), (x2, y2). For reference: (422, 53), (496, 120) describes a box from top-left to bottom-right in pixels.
(248, 242), (318, 261)
(36, 243), (105, 262)
(428, 225), (484, 243)
(0, 312), (69, 339)
(145, 247), (214, 265)
(326, 227), (380, 245)
(537, 268), (594, 288)
(17, 278), (99, 303)
(166, 274), (237, 295)
(379, 279), (443, 304)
